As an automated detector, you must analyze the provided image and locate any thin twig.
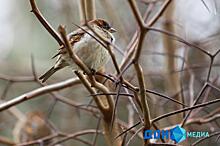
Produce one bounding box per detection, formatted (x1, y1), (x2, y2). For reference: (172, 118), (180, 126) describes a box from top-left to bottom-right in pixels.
(152, 98), (220, 123)
(48, 129), (102, 146)
(29, 0), (64, 46)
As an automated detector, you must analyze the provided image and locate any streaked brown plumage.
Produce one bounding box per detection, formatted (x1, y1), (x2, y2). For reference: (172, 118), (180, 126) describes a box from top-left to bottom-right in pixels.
(39, 19), (116, 82)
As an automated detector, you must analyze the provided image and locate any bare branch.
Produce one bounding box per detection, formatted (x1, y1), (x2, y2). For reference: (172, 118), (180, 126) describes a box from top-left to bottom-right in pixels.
(0, 78), (80, 112)
(49, 129), (102, 146)
(29, 0), (64, 46)
(152, 98), (220, 123)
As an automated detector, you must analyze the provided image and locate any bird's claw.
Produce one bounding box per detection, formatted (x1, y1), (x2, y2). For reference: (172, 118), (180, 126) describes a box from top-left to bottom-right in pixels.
(90, 68), (96, 75)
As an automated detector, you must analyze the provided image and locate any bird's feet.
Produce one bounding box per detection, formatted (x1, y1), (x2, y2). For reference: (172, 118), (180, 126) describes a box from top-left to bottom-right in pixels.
(83, 68), (96, 75)
(90, 68), (96, 75)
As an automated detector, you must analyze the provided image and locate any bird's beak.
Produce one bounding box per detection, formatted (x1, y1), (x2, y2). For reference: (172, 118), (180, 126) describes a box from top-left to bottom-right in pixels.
(109, 27), (116, 33)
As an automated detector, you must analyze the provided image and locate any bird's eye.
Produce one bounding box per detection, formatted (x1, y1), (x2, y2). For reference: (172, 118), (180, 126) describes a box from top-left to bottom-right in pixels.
(103, 22), (111, 30)
(111, 37), (113, 42)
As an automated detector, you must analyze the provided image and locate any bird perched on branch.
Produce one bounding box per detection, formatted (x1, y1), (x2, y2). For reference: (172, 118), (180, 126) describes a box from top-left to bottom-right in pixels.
(39, 19), (116, 82)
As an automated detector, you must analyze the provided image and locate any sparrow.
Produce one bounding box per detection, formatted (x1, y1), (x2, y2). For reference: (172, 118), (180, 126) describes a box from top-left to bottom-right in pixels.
(39, 18), (116, 82)
(13, 112), (52, 144)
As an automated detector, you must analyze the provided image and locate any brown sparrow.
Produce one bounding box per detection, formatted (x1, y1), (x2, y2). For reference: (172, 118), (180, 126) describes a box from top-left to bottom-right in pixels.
(39, 19), (116, 82)
(13, 112), (52, 144)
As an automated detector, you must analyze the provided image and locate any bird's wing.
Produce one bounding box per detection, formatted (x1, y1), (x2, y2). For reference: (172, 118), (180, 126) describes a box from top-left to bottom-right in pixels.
(51, 28), (85, 59)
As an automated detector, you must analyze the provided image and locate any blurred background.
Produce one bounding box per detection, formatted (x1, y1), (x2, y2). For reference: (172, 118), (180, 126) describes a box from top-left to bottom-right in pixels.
(0, 0), (220, 145)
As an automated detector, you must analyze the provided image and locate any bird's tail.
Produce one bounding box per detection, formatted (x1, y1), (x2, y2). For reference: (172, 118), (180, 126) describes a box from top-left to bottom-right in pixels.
(39, 67), (59, 83)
